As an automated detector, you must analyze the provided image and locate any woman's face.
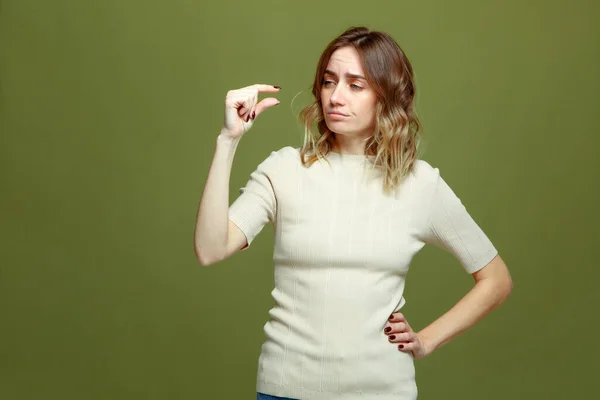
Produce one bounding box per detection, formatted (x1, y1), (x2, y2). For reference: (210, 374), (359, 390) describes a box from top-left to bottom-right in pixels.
(320, 46), (378, 140)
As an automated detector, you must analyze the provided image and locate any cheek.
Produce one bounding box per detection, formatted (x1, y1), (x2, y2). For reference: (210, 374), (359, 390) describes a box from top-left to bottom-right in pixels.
(320, 91), (328, 105)
(359, 100), (377, 123)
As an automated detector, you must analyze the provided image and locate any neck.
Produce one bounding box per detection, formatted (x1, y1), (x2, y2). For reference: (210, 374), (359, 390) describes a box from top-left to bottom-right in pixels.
(331, 133), (371, 155)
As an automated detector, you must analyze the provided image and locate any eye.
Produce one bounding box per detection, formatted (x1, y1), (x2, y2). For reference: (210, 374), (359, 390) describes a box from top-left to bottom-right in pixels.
(350, 84), (363, 90)
(322, 79), (335, 87)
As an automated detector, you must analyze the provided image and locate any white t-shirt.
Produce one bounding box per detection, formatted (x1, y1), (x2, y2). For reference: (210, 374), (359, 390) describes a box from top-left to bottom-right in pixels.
(228, 146), (498, 400)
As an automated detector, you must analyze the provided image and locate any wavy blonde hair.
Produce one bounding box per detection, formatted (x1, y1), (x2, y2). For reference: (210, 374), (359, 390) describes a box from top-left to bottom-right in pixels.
(299, 26), (423, 195)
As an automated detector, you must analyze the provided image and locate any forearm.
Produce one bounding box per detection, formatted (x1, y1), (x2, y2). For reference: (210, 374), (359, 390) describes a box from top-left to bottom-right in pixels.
(193, 133), (240, 264)
(417, 278), (511, 352)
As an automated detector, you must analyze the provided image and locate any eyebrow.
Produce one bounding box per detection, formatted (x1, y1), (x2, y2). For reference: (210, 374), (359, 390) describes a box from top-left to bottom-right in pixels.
(324, 69), (366, 80)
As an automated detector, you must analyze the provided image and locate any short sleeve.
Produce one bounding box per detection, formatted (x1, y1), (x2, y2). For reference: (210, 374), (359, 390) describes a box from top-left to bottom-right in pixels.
(422, 169), (498, 274)
(228, 150), (281, 251)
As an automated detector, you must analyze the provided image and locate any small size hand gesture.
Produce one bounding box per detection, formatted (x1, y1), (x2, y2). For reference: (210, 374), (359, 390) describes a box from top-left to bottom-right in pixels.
(220, 84), (281, 140)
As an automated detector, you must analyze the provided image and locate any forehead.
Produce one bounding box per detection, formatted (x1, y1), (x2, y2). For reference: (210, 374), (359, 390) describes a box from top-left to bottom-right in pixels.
(326, 47), (364, 74)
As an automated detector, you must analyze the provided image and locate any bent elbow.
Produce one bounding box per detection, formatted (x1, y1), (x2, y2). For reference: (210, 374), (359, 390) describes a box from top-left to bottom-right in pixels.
(504, 276), (514, 298)
(497, 276), (513, 302)
(194, 247), (219, 267)
(197, 255), (213, 267)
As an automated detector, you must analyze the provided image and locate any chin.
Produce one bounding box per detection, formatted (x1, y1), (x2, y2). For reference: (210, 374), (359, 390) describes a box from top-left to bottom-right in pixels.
(329, 128), (359, 136)
(325, 124), (352, 134)
(328, 129), (346, 136)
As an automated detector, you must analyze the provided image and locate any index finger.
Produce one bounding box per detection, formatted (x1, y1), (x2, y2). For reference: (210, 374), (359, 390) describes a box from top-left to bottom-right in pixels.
(252, 84), (281, 93)
(388, 312), (405, 322)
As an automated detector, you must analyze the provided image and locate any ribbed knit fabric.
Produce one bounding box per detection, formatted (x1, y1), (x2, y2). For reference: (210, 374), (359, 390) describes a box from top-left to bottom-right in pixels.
(228, 146), (498, 400)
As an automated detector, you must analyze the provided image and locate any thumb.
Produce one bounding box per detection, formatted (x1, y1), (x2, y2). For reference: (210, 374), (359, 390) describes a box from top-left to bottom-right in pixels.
(253, 97), (281, 119)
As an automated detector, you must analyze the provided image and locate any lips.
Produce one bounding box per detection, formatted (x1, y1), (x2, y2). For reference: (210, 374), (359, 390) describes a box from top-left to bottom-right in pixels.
(327, 111), (349, 116)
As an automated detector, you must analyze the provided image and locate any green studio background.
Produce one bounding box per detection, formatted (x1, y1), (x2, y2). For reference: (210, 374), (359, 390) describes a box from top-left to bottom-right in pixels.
(1, 0), (598, 399)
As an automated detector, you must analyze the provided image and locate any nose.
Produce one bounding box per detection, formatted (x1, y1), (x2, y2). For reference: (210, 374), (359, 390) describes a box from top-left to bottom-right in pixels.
(329, 84), (346, 106)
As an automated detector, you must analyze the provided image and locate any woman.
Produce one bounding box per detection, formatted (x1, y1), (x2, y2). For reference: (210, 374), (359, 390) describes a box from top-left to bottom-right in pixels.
(194, 26), (512, 400)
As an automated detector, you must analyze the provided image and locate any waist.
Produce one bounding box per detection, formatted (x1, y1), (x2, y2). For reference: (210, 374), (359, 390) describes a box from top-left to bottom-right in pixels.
(256, 332), (416, 399)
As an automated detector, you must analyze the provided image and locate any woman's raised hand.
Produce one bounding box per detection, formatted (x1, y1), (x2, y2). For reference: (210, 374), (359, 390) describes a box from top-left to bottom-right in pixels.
(220, 84), (281, 139)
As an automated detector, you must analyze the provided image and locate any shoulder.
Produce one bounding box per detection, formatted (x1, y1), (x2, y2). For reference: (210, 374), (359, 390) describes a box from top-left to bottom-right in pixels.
(411, 159), (441, 185)
(263, 145), (299, 159)
(254, 146), (299, 172)
(266, 146), (301, 166)
(275, 145), (300, 158)
(412, 160), (465, 205)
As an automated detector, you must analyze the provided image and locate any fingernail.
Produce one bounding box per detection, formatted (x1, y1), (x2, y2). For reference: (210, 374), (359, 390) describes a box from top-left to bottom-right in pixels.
(384, 327), (391, 333)
(398, 344), (404, 349)
(252, 111), (256, 119)
(275, 102), (280, 106)
(389, 316), (393, 321)
(389, 335), (396, 340)
(273, 86), (281, 89)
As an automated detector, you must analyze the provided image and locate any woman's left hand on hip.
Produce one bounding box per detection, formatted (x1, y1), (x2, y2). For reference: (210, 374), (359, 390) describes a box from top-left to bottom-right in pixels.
(384, 312), (433, 360)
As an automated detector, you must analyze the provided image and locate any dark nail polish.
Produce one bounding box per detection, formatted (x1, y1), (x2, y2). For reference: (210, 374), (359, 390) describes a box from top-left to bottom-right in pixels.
(384, 327), (391, 333)
(274, 85), (281, 89)
(398, 344), (404, 349)
(252, 111), (256, 119)
(389, 316), (394, 321)
(389, 335), (396, 340)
